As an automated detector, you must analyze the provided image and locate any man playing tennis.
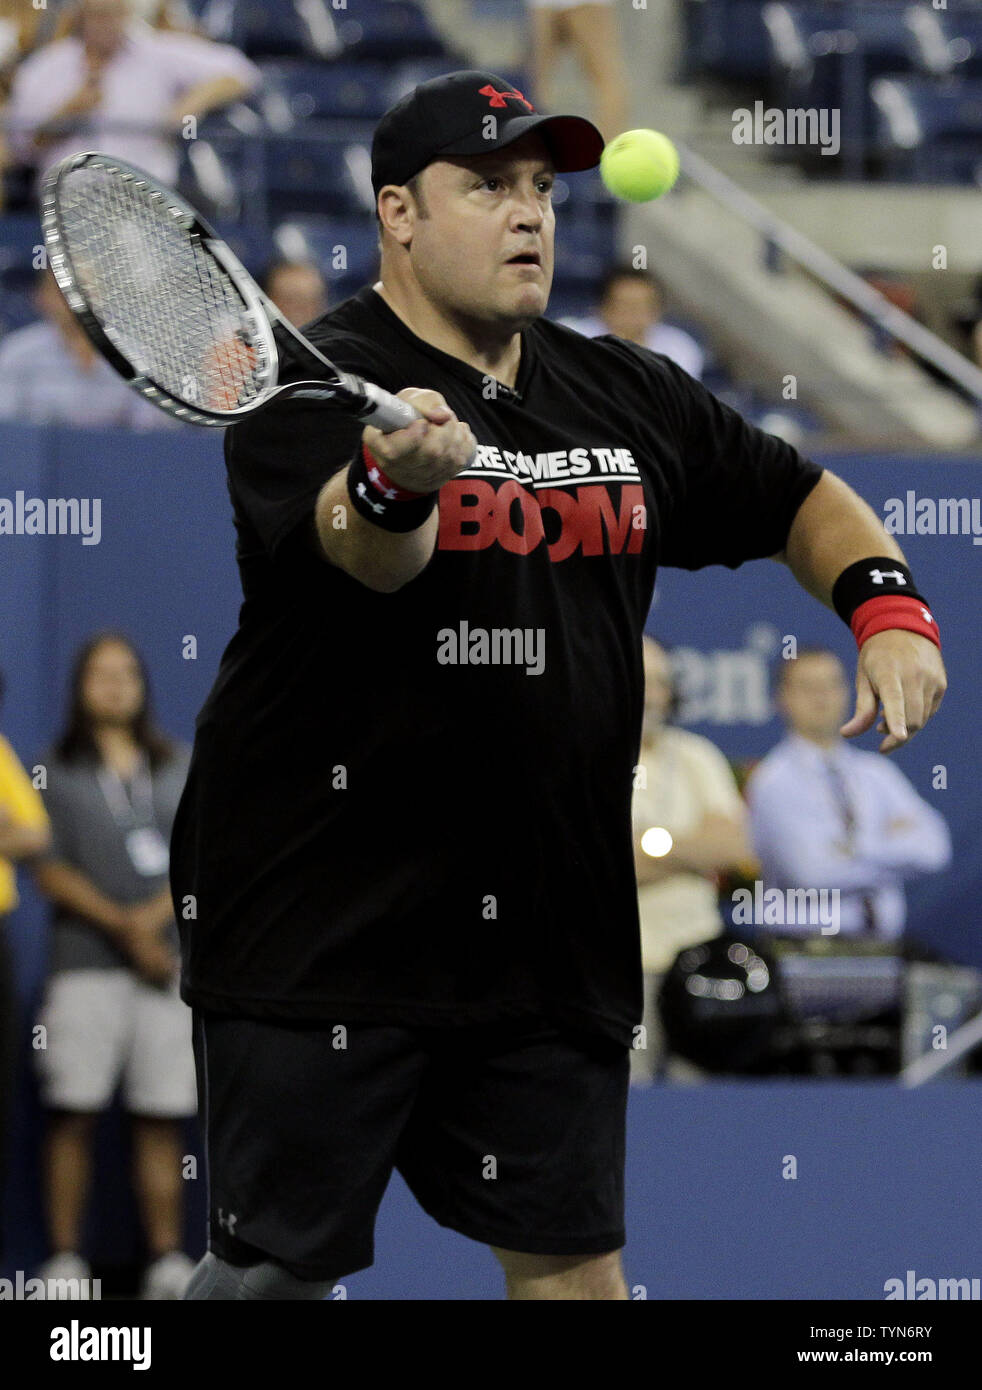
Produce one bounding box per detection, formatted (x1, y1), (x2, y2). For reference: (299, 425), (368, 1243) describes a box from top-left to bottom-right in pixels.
(173, 71), (947, 1300)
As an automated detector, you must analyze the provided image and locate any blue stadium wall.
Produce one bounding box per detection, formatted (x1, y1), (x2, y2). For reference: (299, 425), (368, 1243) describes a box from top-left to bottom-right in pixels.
(1, 423), (980, 1296)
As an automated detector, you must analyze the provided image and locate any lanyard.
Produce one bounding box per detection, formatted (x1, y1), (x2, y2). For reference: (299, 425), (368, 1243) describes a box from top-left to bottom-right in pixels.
(96, 753), (156, 831)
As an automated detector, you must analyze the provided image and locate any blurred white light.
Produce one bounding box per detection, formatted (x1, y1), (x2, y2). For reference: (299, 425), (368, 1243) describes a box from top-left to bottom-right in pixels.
(641, 826), (673, 858)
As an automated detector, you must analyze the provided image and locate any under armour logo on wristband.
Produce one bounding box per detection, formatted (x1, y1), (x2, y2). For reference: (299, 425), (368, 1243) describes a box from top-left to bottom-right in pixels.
(355, 481), (387, 514)
(217, 1208), (238, 1233)
(831, 557), (939, 653)
(366, 464), (401, 500)
(347, 445), (438, 532)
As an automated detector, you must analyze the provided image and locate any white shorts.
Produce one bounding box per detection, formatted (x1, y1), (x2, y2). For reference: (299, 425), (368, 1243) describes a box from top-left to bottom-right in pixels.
(35, 968), (197, 1117)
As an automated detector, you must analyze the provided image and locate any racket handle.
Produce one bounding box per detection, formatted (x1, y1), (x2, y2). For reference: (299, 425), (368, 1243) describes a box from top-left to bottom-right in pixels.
(358, 382), (423, 433)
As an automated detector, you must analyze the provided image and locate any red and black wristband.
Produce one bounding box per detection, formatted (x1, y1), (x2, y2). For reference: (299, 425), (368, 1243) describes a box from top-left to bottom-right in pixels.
(831, 557), (941, 652)
(346, 442), (438, 533)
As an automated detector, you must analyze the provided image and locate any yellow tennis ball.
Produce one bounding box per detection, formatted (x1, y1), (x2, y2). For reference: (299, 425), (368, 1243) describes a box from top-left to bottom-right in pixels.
(600, 129), (680, 202)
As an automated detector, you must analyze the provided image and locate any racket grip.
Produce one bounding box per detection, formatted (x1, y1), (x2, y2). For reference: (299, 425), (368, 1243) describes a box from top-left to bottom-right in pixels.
(359, 383), (422, 433)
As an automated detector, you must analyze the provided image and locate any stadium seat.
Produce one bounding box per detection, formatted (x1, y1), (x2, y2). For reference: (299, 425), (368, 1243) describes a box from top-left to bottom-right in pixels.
(764, 1), (919, 169)
(0, 214), (45, 337)
(0, 214), (43, 281)
(871, 75), (982, 183)
(199, 0), (342, 60)
(262, 136), (375, 218)
(552, 214), (620, 290)
(906, 6), (982, 80)
(272, 215), (379, 293)
(554, 167), (613, 211)
(213, 222), (278, 278)
(384, 60), (527, 107)
(332, 0), (448, 61)
(258, 61), (393, 126)
(682, 0), (774, 83)
(176, 115), (265, 222)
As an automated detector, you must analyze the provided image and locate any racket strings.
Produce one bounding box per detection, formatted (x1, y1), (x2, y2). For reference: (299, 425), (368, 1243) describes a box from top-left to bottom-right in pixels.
(55, 164), (266, 412)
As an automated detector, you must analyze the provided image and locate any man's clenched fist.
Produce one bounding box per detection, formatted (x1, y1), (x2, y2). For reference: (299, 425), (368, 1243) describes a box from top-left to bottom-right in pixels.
(362, 388), (476, 494)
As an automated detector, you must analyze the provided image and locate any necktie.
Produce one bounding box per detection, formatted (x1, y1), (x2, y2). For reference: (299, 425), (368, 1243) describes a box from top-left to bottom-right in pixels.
(823, 754), (877, 936)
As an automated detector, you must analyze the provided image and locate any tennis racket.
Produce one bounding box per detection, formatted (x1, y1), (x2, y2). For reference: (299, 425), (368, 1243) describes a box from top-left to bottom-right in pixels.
(40, 150), (426, 434)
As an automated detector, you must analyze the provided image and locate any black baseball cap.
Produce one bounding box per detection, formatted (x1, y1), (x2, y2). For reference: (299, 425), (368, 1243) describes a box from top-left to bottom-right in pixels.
(371, 69), (605, 199)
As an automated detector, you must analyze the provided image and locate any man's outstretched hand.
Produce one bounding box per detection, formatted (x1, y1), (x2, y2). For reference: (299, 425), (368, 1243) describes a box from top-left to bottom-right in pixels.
(840, 629), (947, 753)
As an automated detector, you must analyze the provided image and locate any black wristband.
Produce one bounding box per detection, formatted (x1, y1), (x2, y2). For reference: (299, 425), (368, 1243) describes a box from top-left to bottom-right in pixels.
(346, 447), (438, 534)
(831, 557), (928, 623)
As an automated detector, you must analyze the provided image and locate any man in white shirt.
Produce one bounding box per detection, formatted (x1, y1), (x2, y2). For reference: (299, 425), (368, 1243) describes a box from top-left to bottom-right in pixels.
(746, 647), (952, 941)
(560, 265), (705, 380)
(0, 267), (186, 428)
(5, 0), (261, 188)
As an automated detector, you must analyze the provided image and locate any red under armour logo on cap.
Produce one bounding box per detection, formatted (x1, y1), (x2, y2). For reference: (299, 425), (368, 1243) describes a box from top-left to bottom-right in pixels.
(478, 83), (535, 112)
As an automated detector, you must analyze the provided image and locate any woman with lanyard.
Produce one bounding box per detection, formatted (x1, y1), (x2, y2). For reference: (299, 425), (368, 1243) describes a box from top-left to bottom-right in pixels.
(32, 631), (195, 1299)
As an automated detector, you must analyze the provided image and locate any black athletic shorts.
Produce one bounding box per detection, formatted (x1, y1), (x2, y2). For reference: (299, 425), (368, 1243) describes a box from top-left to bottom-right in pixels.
(192, 1009), (631, 1281)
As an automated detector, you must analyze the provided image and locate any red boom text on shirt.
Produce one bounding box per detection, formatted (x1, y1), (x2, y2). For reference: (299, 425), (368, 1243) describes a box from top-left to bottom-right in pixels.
(437, 445), (647, 560)
(439, 479), (646, 559)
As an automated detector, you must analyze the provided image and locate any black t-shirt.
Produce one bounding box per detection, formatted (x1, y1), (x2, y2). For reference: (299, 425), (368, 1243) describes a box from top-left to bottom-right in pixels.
(170, 284), (823, 1047)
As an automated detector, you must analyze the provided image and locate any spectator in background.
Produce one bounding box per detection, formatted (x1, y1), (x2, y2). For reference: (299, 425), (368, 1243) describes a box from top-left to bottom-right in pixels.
(0, 0), (60, 205)
(5, 0), (261, 190)
(260, 258), (328, 329)
(526, 0), (629, 143)
(0, 666), (51, 1254)
(746, 648), (951, 942)
(0, 268), (187, 429)
(59, 0), (200, 34)
(631, 637), (754, 1082)
(561, 265), (705, 380)
(28, 0), (197, 42)
(32, 632), (195, 1300)
(0, 0), (56, 93)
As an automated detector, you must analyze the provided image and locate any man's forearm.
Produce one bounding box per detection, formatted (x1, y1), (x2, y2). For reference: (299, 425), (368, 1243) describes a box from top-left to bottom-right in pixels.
(169, 75), (249, 125)
(29, 86), (100, 149)
(0, 822), (50, 859)
(33, 861), (129, 941)
(31, 109), (81, 149)
(313, 463), (439, 592)
(139, 885), (177, 930)
(669, 814), (753, 877)
(776, 470), (906, 604)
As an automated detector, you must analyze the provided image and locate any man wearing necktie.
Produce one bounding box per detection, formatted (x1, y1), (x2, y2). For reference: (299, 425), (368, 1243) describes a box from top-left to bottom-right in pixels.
(746, 648), (952, 940)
